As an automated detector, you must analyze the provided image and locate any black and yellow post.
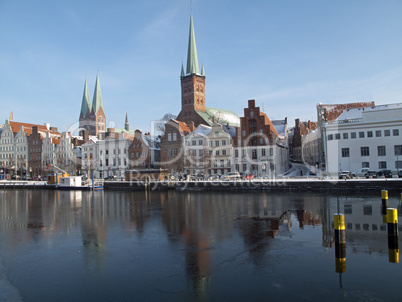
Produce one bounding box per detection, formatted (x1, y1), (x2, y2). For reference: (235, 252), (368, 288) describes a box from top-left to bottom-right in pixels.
(334, 213), (346, 287)
(387, 208), (399, 263)
(381, 190), (388, 223)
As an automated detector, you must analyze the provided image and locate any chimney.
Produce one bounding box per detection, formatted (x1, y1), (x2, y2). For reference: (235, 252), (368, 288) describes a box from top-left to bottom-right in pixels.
(83, 129), (89, 142)
(212, 116), (215, 123)
(50, 127), (58, 132)
(295, 118), (300, 128)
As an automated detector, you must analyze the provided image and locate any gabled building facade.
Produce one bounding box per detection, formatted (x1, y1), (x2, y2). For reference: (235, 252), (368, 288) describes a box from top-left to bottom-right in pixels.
(128, 129), (160, 169)
(160, 119), (191, 175)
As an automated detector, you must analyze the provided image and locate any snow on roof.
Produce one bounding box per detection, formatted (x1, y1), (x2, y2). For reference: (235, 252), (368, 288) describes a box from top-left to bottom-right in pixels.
(272, 120), (287, 138)
(336, 103), (402, 122)
(193, 124), (212, 136)
(222, 124), (236, 137)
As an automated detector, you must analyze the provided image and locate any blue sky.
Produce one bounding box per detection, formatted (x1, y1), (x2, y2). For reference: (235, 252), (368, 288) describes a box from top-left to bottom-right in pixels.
(1, 0), (401, 133)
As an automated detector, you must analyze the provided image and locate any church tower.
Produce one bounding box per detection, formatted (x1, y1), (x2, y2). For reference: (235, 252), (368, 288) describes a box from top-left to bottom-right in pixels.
(125, 112), (129, 131)
(176, 14), (206, 127)
(88, 73), (106, 136)
(78, 74), (106, 136)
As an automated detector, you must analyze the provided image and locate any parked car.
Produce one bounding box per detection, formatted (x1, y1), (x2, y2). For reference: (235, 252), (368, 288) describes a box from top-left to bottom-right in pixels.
(364, 170), (377, 178)
(222, 172), (241, 181)
(377, 169), (392, 178)
(11, 175), (21, 180)
(339, 171), (351, 179)
(105, 175), (117, 180)
(207, 174), (222, 181)
(243, 172), (254, 180)
(352, 168), (370, 178)
(398, 170), (402, 178)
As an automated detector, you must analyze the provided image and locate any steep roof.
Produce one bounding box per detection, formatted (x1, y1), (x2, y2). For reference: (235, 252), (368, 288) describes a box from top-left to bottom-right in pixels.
(171, 119), (191, 134)
(92, 73), (104, 115)
(9, 121), (51, 136)
(260, 112), (279, 137)
(80, 78), (91, 119)
(186, 13), (200, 75)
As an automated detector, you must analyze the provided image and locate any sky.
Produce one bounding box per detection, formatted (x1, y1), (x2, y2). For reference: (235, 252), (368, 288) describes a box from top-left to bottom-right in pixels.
(1, 0), (401, 134)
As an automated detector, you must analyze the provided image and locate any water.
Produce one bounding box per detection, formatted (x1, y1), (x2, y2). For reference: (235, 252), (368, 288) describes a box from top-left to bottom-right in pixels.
(1, 189), (402, 302)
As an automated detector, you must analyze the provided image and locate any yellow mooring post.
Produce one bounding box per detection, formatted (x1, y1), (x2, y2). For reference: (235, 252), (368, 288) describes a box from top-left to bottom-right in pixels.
(334, 213), (346, 274)
(387, 208), (399, 263)
(381, 190), (389, 223)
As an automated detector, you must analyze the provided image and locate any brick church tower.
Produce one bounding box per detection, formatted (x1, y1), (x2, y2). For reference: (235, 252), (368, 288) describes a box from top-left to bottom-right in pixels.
(176, 14), (207, 127)
(79, 74), (106, 136)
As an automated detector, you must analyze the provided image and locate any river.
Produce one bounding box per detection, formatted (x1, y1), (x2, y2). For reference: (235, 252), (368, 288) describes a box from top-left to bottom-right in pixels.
(1, 189), (401, 301)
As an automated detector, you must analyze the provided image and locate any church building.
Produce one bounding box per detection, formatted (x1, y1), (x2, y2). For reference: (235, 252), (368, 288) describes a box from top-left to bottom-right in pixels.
(176, 14), (240, 128)
(79, 74), (106, 136)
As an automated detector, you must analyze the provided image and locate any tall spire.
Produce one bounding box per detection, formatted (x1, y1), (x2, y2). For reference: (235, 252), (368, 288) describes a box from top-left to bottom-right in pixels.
(92, 73), (104, 115)
(80, 78), (91, 119)
(125, 112), (129, 131)
(186, 13), (200, 75)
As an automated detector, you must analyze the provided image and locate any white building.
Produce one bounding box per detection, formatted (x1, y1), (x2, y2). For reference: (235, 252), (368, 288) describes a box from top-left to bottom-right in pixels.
(81, 136), (130, 179)
(206, 123), (235, 176)
(323, 103), (402, 176)
(184, 124), (211, 176)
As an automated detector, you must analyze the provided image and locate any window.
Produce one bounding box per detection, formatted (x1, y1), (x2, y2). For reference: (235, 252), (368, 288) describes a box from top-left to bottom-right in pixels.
(173, 133), (177, 141)
(235, 150), (239, 157)
(343, 133), (348, 139)
(376, 130), (381, 137)
(168, 133), (172, 141)
(341, 148), (350, 157)
(215, 131), (219, 137)
(222, 150), (227, 155)
(362, 162), (370, 168)
(222, 140), (226, 146)
(335, 133), (340, 140)
(198, 140), (203, 145)
(215, 141), (219, 147)
(213, 160), (217, 168)
(378, 161), (387, 169)
(215, 150), (220, 156)
(367, 131), (373, 138)
(269, 148), (274, 156)
(378, 146), (386, 156)
(235, 164), (240, 171)
(227, 159), (231, 167)
(242, 130), (246, 137)
(395, 145), (402, 156)
(393, 129), (399, 136)
(220, 160), (224, 167)
(361, 146), (369, 156)
(384, 130), (390, 136)
(243, 164), (247, 171)
(252, 149), (257, 159)
(250, 111), (254, 118)
(359, 132), (365, 138)
(192, 140), (196, 146)
(262, 149), (266, 156)
(351, 132), (356, 139)
(328, 134), (333, 140)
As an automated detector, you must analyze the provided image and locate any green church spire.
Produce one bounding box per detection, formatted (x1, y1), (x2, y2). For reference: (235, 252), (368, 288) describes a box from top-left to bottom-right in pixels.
(80, 78), (91, 118)
(186, 13), (200, 75)
(92, 73), (104, 115)
(181, 62), (185, 77)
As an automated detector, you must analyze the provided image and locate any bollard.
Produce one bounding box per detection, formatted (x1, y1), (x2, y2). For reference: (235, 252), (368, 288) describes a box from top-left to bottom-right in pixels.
(334, 214), (346, 244)
(387, 208), (398, 237)
(381, 190), (388, 223)
(387, 208), (399, 263)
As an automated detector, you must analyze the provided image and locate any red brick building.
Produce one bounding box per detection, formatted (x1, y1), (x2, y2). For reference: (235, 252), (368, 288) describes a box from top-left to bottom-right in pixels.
(160, 119), (192, 175)
(128, 130), (160, 169)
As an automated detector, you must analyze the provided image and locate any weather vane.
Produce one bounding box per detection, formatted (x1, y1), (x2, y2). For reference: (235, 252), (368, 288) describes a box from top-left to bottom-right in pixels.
(190, 0), (192, 12)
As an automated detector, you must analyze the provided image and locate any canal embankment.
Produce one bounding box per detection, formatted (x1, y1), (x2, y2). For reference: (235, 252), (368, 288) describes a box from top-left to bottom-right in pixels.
(1, 178), (401, 193)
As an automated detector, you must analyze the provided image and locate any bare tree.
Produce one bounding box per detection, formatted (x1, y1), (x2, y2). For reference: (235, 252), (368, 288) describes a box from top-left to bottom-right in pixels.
(155, 113), (177, 136)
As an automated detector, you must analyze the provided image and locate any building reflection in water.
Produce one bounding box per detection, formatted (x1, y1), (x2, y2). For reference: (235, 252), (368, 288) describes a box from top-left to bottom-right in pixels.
(1, 189), (401, 297)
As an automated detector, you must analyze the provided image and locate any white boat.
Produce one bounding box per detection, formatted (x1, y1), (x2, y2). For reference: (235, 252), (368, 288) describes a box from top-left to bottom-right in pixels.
(57, 175), (104, 190)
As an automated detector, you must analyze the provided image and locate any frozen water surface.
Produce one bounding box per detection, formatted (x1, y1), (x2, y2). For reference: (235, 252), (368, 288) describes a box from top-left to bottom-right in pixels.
(1, 189), (402, 301)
